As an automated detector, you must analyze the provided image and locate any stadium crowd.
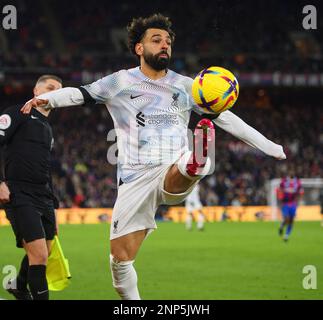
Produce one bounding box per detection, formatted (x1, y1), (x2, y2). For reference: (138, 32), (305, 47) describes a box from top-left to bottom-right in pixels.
(1, 0), (323, 75)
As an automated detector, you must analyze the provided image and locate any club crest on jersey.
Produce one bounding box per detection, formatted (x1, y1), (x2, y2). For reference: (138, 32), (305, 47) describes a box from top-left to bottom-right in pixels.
(0, 114), (11, 130)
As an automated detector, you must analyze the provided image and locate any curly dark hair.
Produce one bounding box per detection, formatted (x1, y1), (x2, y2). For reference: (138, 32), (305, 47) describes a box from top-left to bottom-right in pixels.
(127, 13), (175, 57)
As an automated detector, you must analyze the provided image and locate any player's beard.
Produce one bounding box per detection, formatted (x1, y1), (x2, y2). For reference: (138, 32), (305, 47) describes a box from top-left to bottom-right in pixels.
(143, 51), (170, 71)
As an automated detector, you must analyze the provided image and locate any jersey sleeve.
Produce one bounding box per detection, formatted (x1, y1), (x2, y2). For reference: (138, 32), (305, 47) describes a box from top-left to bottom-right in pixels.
(80, 71), (125, 104)
(0, 105), (28, 146)
(0, 106), (28, 181)
(213, 110), (286, 159)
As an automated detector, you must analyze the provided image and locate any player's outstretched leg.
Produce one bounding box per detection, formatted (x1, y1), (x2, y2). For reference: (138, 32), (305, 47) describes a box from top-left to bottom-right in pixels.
(182, 119), (215, 178)
(164, 119), (215, 194)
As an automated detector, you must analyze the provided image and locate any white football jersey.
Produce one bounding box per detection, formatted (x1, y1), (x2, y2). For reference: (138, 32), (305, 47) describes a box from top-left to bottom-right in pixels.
(82, 67), (201, 183)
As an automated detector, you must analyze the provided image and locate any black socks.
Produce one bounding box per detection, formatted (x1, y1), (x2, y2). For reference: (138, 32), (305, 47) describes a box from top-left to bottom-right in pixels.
(28, 265), (49, 300)
(16, 255), (29, 291)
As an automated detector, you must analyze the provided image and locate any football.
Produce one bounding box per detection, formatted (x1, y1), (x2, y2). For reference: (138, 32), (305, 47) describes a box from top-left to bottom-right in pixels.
(192, 66), (239, 114)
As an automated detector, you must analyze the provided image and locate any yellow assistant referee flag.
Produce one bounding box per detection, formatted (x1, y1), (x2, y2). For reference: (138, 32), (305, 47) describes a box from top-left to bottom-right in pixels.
(46, 235), (71, 291)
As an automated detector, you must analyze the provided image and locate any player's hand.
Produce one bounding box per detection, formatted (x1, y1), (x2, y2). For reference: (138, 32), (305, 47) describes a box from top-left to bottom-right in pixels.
(0, 182), (10, 204)
(20, 98), (49, 114)
(275, 152), (286, 160)
(276, 152), (287, 160)
(275, 145), (287, 160)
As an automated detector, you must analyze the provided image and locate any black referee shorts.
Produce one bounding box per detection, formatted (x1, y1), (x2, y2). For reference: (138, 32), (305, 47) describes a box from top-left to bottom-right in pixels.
(4, 183), (56, 248)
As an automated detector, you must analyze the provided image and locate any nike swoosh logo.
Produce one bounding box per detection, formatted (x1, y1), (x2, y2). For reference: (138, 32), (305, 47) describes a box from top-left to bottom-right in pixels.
(31, 115), (39, 119)
(37, 290), (48, 295)
(130, 94), (144, 99)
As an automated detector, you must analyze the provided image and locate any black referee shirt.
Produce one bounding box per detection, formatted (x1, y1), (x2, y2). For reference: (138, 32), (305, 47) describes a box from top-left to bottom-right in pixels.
(0, 105), (54, 185)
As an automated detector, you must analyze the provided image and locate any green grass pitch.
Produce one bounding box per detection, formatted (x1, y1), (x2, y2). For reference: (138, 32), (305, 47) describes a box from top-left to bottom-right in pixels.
(0, 221), (322, 300)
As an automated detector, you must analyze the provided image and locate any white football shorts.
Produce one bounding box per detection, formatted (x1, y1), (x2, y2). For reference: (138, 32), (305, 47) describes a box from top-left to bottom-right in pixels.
(110, 164), (198, 240)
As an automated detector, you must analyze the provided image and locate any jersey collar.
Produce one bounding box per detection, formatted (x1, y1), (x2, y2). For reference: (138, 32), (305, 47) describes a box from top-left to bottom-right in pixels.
(135, 66), (171, 82)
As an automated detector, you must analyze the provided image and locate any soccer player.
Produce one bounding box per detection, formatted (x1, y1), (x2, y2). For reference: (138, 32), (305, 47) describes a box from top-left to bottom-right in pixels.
(277, 168), (304, 242)
(0, 75), (62, 300)
(185, 184), (205, 231)
(20, 14), (286, 300)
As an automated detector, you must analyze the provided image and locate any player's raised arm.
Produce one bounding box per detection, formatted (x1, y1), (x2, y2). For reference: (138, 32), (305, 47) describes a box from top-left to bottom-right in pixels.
(20, 87), (85, 114)
(213, 110), (286, 160)
(21, 72), (122, 114)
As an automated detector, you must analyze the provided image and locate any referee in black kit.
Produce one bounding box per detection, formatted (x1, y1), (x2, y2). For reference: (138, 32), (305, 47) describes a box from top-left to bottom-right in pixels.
(0, 75), (62, 300)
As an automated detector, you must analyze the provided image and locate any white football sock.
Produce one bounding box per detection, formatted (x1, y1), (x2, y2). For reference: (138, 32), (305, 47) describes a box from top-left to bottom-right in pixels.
(110, 254), (141, 300)
(197, 212), (205, 230)
(177, 151), (211, 180)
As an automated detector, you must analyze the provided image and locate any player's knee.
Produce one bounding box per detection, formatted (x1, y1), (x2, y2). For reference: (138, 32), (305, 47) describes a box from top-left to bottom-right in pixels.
(164, 163), (196, 194)
(110, 238), (139, 262)
(110, 249), (131, 262)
